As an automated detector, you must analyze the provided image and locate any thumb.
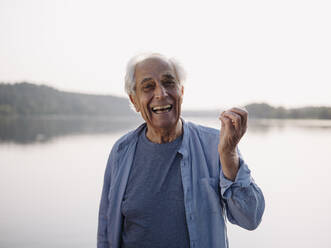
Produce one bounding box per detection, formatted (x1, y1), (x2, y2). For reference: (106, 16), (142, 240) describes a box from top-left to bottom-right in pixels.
(218, 114), (225, 129)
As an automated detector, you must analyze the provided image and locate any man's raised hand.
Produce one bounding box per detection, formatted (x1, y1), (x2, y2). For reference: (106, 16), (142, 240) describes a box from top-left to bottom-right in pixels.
(218, 107), (248, 180)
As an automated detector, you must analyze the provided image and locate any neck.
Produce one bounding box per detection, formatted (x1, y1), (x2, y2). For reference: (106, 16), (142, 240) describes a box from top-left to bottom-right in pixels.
(146, 119), (183, 144)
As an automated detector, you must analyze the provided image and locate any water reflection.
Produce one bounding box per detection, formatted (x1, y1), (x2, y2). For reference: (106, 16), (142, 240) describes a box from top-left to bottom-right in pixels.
(1, 116), (331, 248)
(248, 118), (331, 133)
(1, 116), (331, 144)
(0, 116), (141, 144)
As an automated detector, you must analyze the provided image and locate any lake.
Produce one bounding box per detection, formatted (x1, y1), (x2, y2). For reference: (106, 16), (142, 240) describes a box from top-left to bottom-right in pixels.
(1, 117), (331, 248)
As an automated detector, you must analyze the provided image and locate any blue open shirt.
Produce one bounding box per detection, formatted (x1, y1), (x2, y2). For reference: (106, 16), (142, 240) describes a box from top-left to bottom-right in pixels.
(98, 120), (265, 248)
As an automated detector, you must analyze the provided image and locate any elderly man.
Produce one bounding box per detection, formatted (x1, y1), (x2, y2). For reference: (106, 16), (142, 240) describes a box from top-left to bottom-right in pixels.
(98, 53), (265, 248)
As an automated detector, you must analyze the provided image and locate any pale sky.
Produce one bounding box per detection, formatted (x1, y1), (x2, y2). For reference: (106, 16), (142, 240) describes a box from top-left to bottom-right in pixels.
(1, 0), (330, 110)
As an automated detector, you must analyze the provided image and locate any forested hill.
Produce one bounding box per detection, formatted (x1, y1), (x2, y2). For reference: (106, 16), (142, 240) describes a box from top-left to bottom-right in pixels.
(1, 82), (331, 119)
(0, 82), (133, 117)
(183, 103), (331, 119)
(245, 103), (331, 119)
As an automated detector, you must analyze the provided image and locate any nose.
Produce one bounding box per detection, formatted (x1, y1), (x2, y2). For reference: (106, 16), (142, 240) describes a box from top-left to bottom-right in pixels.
(154, 82), (168, 99)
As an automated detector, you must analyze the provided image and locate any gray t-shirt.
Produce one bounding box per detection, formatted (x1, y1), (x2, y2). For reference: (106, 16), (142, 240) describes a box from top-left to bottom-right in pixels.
(121, 128), (190, 248)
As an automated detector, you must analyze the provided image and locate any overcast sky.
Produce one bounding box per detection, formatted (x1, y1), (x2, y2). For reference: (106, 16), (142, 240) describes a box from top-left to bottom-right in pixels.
(1, 0), (330, 110)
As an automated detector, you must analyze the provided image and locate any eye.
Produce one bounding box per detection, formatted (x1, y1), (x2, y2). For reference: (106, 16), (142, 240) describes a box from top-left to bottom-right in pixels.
(142, 82), (154, 92)
(163, 80), (175, 87)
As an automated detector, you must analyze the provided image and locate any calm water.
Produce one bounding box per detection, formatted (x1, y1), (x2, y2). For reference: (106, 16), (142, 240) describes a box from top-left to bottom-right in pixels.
(1, 117), (331, 248)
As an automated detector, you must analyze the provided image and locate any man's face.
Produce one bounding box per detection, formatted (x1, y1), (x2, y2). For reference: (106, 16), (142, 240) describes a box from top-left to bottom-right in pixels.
(130, 57), (184, 131)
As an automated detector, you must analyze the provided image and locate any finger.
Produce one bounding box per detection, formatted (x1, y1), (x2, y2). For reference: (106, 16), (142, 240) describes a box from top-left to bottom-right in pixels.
(218, 111), (227, 126)
(218, 112), (225, 128)
(229, 107), (248, 126)
(222, 111), (241, 132)
(219, 114), (235, 131)
(220, 110), (239, 126)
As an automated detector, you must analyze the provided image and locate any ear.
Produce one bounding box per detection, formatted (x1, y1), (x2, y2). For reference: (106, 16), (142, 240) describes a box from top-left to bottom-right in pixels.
(129, 94), (140, 112)
(179, 85), (184, 104)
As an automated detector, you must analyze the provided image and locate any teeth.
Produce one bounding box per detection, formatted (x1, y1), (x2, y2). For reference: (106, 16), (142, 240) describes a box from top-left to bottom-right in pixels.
(152, 105), (171, 111)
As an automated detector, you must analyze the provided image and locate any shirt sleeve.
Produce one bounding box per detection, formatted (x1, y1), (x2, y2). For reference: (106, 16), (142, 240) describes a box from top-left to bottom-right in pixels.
(97, 148), (115, 248)
(219, 149), (265, 230)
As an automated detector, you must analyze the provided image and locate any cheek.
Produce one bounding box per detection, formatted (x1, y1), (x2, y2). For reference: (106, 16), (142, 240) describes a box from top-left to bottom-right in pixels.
(140, 98), (151, 113)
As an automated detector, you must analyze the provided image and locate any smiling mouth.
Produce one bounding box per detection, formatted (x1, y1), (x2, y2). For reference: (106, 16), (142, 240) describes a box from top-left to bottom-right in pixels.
(151, 104), (173, 114)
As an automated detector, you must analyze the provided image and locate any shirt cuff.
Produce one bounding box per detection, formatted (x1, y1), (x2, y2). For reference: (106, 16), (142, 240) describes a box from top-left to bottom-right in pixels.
(219, 156), (252, 199)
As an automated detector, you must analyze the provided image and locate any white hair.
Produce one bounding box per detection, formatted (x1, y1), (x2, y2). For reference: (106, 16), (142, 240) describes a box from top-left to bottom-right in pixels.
(124, 53), (186, 96)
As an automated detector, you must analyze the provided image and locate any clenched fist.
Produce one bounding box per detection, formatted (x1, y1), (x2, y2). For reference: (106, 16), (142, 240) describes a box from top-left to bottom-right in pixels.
(218, 107), (248, 181)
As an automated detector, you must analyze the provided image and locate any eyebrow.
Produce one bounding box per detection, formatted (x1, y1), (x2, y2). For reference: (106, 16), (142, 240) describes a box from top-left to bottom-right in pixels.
(162, 74), (175, 80)
(140, 73), (175, 85)
(140, 77), (153, 85)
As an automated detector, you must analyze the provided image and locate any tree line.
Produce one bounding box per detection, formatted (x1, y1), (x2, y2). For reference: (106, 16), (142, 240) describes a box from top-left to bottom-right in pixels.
(0, 82), (132, 117)
(1, 82), (331, 119)
(245, 103), (331, 119)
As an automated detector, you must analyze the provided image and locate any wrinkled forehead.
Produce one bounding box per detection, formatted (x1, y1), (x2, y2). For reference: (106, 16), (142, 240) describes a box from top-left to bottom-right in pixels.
(134, 57), (176, 82)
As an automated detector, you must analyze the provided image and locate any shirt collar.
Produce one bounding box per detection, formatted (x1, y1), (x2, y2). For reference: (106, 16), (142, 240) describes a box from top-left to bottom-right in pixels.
(178, 118), (189, 157)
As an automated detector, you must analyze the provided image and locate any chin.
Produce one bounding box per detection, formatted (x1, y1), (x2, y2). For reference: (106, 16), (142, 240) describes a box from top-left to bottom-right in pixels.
(150, 116), (179, 130)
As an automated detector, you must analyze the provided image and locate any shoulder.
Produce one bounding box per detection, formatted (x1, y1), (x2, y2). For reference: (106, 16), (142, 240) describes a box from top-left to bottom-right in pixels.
(181, 120), (220, 166)
(182, 120), (220, 150)
(185, 120), (220, 138)
(110, 123), (146, 155)
(103, 123), (145, 177)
